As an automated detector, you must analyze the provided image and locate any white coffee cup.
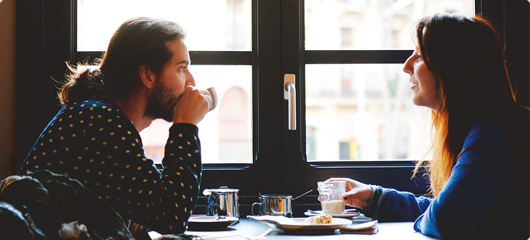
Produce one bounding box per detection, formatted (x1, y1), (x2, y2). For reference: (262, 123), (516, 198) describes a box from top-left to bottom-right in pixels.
(207, 86), (218, 111)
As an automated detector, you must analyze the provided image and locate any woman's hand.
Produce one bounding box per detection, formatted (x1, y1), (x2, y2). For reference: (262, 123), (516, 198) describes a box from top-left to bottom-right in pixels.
(173, 86), (212, 125)
(325, 178), (372, 208)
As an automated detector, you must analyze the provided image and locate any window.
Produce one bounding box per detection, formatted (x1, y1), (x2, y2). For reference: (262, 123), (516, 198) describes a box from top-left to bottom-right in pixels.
(303, 0), (474, 162)
(77, 0), (254, 164)
(139, 66), (253, 163)
(16, 0), (529, 216)
(305, 64), (433, 161)
(305, 0), (475, 50)
(278, 0), (476, 198)
(77, 0), (473, 164)
(77, 0), (252, 51)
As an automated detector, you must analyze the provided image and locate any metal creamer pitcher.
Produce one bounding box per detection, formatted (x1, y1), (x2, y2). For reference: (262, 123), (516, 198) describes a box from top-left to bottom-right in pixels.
(251, 194), (292, 217)
(203, 186), (239, 219)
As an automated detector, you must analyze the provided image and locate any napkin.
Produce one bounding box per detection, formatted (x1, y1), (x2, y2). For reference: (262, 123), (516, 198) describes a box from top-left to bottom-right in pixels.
(247, 215), (297, 225)
(340, 220), (378, 234)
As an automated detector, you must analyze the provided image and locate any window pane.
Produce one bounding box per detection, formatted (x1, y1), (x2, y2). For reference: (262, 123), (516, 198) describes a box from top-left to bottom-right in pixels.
(306, 64), (432, 161)
(77, 0), (251, 51)
(305, 0), (475, 50)
(140, 66), (253, 164)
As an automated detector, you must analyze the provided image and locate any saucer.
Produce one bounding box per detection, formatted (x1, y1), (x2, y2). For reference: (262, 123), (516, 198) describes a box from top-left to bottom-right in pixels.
(187, 216), (238, 231)
(304, 209), (360, 218)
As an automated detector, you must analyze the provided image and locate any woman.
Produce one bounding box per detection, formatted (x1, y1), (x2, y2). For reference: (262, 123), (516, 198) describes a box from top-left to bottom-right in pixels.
(327, 14), (529, 239)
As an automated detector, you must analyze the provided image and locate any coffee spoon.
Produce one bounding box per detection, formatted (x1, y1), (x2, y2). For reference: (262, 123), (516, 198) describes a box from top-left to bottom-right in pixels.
(292, 189), (313, 201)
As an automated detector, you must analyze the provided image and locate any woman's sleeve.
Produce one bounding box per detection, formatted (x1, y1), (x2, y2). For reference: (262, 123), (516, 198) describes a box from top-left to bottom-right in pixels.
(364, 122), (516, 238)
(413, 122), (515, 238)
(362, 148), (504, 238)
(362, 185), (433, 222)
(79, 107), (202, 234)
(413, 145), (511, 238)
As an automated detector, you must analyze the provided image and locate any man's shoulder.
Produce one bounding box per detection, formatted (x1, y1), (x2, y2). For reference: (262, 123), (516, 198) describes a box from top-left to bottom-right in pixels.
(65, 99), (121, 113)
(57, 98), (127, 124)
(59, 99), (135, 133)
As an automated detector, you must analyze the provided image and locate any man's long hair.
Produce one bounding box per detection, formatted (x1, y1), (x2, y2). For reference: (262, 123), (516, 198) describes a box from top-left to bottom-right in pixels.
(59, 17), (186, 105)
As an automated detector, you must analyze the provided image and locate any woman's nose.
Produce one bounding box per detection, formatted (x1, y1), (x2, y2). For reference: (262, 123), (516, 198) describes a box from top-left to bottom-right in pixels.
(403, 54), (414, 74)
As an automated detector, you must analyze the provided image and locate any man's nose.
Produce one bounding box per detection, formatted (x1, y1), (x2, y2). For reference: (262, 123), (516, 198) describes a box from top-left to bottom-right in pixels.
(186, 72), (196, 87)
(186, 69), (195, 87)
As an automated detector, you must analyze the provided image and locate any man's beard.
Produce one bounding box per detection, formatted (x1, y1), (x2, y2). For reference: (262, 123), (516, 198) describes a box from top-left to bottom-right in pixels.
(144, 80), (180, 122)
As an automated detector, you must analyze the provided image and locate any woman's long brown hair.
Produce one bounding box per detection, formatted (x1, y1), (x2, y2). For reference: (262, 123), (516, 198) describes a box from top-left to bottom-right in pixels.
(411, 14), (525, 196)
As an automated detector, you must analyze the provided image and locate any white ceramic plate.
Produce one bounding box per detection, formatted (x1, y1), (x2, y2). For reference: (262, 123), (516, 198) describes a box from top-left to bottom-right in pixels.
(187, 216), (239, 231)
(248, 216), (351, 233)
(304, 210), (360, 218)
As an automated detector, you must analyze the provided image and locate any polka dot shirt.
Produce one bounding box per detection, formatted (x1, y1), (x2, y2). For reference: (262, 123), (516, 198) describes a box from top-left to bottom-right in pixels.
(19, 99), (202, 234)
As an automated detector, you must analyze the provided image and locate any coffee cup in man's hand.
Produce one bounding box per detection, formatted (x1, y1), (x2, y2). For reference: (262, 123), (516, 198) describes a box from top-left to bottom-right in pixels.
(207, 87), (218, 111)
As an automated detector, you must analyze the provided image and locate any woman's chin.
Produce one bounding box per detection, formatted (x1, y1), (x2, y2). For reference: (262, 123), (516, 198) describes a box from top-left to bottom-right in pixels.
(412, 98), (438, 111)
(412, 97), (427, 108)
(411, 95), (422, 106)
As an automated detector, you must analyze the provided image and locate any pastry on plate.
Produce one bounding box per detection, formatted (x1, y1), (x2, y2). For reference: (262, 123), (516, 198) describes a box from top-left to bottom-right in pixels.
(303, 215), (332, 224)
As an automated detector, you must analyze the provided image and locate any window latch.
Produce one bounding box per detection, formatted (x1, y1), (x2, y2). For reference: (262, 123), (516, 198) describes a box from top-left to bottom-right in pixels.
(284, 74), (296, 130)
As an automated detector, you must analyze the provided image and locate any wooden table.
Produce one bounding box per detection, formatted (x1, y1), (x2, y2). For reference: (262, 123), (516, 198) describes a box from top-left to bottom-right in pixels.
(178, 218), (438, 239)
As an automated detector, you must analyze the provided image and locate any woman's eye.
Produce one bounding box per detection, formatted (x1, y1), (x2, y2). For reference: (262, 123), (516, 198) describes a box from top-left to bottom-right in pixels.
(415, 53), (422, 61)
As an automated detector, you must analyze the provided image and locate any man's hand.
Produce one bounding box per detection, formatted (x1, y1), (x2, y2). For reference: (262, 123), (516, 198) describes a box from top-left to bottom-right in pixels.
(172, 86), (212, 125)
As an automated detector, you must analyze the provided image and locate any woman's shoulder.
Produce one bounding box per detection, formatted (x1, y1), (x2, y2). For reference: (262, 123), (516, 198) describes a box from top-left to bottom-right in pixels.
(465, 117), (504, 140)
(464, 110), (529, 153)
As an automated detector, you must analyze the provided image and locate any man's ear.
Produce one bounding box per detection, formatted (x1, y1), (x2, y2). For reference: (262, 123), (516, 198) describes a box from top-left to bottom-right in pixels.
(138, 65), (156, 89)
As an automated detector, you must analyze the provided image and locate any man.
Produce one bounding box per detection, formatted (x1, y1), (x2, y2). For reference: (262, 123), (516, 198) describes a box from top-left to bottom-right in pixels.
(18, 17), (212, 234)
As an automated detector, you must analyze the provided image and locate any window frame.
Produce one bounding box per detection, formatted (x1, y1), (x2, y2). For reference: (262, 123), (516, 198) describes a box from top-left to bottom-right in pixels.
(15, 0), (529, 217)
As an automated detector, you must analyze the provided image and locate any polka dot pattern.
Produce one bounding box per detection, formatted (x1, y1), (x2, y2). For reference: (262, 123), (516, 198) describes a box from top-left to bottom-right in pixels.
(18, 99), (202, 234)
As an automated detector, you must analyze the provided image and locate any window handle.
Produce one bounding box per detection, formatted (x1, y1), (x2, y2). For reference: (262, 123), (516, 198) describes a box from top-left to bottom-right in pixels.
(284, 74), (296, 130)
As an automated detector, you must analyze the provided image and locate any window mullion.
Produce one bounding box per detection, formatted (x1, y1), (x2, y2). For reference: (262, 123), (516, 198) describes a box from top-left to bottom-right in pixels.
(305, 50), (413, 64)
(77, 51), (253, 65)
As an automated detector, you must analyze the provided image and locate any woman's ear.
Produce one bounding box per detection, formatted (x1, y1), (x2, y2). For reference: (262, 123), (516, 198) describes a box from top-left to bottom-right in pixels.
(138, 65), (156, 89)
